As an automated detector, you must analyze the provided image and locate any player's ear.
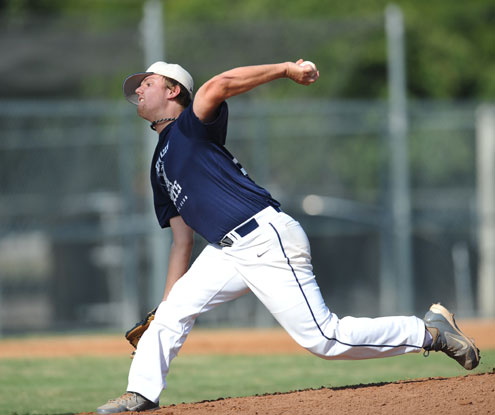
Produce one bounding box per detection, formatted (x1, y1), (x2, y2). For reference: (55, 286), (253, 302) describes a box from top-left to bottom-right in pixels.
(166, 84), (181, 100)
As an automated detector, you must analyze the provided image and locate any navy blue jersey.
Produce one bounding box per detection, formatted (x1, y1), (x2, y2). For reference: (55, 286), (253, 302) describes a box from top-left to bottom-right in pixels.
(150, 101), (280, 243)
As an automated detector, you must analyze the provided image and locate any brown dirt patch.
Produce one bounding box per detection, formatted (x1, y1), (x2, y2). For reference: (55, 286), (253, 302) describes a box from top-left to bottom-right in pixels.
(1, 321), (494, 415)
(80, 373), (495, 415)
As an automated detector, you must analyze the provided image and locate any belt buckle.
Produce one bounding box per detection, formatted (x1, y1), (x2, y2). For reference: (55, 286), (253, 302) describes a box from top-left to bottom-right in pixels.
(219, 236), (233, 247)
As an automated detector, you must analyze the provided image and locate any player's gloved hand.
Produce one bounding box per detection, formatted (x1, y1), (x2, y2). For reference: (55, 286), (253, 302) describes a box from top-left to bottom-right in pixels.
(125, 307), (157, 357)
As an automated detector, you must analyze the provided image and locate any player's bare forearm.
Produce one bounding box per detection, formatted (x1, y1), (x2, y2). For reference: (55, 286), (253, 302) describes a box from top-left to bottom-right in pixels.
(193, 60), (319, 122)
(202, 63), (288, 101)
(162, 243), (192, 301)
(162, 216), (194, 301)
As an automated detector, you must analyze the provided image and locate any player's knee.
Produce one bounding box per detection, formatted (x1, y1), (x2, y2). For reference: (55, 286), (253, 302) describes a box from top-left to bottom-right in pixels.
(303, 339), (342, 359)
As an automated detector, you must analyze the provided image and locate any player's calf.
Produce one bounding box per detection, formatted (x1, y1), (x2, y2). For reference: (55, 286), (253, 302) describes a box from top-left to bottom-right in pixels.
(423, 303), (480, 370)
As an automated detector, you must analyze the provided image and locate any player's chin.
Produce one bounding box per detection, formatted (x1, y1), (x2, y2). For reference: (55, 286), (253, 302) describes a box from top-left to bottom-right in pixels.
(136, 104), (147, 118)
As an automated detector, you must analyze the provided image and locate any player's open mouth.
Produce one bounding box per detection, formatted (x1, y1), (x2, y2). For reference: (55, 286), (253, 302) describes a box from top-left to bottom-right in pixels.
(138, 97), (144, 103)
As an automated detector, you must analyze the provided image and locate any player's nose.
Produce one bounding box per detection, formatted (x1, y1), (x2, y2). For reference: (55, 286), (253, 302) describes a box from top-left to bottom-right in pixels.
(135, 84), (144, 95)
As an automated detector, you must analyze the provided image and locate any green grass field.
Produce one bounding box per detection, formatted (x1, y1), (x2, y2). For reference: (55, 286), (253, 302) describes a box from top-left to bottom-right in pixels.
(1, 350), (493, 415)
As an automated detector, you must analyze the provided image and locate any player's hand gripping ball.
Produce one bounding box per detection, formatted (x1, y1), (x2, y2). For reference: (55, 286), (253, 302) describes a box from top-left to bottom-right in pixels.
(299, 60), (318, 81)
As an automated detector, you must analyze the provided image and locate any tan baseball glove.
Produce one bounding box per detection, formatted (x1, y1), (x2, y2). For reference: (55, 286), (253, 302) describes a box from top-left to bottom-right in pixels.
(125, 307), (157, 350)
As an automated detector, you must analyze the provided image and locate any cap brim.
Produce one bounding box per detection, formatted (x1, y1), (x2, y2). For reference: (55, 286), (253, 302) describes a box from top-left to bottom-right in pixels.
(123, 72), (153, 105)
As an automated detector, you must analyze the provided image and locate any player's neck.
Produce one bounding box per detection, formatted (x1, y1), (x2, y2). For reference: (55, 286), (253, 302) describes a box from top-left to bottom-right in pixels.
(151, 118), (176, 133)
(151, 107), (184, 133)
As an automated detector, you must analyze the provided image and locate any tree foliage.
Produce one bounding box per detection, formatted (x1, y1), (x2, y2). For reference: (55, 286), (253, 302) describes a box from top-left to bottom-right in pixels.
(1, 0), (493, 100)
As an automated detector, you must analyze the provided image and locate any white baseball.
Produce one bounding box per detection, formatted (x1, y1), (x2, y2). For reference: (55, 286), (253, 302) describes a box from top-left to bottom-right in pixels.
(300, 60), (316, 71)
(299, 61), (317, 80)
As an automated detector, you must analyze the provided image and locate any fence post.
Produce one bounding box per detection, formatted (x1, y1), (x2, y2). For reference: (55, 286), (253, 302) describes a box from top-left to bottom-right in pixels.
(476, 104), (495, 318)
(383, 4), (413, 315)
(141, 0), (171, 314)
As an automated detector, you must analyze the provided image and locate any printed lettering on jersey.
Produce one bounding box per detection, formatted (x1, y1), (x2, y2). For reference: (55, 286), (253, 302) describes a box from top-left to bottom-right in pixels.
(155, 142), (189, 212)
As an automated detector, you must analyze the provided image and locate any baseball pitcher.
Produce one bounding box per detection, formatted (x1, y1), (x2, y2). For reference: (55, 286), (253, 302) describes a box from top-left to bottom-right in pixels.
(97, 60), (480, 413)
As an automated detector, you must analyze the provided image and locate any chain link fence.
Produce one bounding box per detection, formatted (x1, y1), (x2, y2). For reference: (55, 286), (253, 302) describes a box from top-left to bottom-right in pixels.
(0, 98), (488, 334)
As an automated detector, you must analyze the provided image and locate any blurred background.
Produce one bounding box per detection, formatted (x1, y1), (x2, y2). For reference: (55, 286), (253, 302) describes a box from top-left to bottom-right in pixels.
(0, 0), (494, 336)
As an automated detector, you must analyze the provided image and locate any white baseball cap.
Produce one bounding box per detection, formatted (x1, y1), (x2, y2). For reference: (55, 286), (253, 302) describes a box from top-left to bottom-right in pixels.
(123, 61), (194, 104)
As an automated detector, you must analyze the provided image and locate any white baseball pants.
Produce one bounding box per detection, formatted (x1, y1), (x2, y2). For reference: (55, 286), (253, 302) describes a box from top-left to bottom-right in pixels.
(127, 207), (426, 403)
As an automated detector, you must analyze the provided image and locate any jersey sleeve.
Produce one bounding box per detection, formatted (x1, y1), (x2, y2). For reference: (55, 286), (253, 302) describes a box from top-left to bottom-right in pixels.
(152, 183), (180, 228)
(177, 101), (228, 145)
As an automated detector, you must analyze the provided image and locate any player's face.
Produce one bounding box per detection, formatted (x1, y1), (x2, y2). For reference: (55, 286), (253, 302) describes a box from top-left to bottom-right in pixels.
(135, 75), (168, 121)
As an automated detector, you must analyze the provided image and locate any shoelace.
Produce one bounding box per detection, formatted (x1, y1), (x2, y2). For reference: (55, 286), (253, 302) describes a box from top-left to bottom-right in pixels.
(109, 393), (137, 403)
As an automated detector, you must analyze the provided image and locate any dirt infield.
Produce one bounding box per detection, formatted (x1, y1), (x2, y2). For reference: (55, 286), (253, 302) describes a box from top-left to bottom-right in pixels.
(1, 320), (494, 358)
(1, 321), (494, 415)
(90, 373), (494, 415)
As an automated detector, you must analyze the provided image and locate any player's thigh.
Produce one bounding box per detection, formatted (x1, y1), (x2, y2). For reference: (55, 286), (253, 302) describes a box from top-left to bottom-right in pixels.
(165, 243), (249, 316)
(239, 217), (327, 314)
(237, 217), (332, 342)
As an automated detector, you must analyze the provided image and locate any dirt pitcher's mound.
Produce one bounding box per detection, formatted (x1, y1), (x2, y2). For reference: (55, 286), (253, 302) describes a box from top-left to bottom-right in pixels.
(82, 372), (494, 415)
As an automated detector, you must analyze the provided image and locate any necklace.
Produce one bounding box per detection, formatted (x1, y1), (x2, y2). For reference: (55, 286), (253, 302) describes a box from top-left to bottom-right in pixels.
(150, 117), (177, 131)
